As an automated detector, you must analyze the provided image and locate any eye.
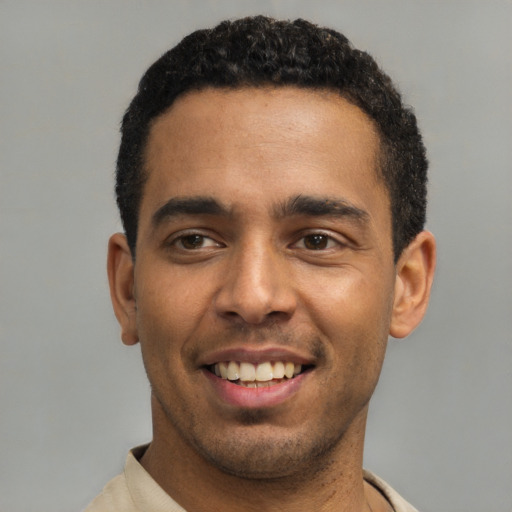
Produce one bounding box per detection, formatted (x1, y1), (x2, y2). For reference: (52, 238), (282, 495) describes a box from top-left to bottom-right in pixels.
(296, 233), (338, 250)
(174, 234), (221, 250)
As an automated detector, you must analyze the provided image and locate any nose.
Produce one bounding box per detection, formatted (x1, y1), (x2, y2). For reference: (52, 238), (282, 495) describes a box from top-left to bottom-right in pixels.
(214, 240), (297, 325)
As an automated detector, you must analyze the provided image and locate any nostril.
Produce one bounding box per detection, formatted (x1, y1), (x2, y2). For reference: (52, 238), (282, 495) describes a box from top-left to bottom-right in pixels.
(220, 308), (291, 326)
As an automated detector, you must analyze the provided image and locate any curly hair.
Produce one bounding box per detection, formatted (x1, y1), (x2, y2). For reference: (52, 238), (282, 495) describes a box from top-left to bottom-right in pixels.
(117, 16), (427, 261)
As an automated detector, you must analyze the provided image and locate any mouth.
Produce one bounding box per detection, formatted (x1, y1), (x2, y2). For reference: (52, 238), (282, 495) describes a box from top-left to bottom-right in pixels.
(205, 360), (313, 388)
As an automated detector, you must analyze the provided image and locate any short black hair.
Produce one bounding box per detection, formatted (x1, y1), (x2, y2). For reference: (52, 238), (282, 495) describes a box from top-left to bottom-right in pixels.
(116, 15), (427, 260)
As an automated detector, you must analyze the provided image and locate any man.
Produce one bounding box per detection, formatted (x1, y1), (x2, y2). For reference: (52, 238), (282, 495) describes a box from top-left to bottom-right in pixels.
(86, 16), (435, 512)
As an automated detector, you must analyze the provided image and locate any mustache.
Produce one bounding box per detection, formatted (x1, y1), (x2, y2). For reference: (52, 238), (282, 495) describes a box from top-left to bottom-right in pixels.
(185, 321), (327, 363)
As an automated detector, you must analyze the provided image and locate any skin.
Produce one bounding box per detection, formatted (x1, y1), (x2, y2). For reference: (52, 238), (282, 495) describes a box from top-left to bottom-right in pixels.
(108, 87), (436, 512)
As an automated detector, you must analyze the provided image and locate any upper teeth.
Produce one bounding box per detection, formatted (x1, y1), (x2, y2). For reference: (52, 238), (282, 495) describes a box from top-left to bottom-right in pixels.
(213, 361), (302, 381)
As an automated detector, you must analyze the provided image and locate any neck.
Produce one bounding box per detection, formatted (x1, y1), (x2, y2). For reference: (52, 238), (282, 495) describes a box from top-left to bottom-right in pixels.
(141, 396), (375, 512)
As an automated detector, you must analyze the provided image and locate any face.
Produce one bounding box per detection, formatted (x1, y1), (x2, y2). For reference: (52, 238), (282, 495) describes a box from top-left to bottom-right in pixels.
(116, 87), (402, 479)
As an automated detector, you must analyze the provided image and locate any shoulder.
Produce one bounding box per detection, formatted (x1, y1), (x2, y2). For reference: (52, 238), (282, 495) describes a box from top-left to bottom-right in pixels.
(83, 472), (137, 512)
(364, 470), (420, 512)
(83, 445), (187, 512)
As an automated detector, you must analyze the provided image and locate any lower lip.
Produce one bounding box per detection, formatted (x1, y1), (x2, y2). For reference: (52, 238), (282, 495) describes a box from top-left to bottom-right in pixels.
(202, 369), (307, 409)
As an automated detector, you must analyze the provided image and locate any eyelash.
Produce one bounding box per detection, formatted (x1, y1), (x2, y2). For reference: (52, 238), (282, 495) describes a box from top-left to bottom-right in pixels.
(168, 231), (344, 253)
(292, 232), (342, 251)
(170, 233), (222, 251)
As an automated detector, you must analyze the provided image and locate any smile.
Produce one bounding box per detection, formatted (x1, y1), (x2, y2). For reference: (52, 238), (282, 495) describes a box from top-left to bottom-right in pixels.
(209, 361), (304, 387)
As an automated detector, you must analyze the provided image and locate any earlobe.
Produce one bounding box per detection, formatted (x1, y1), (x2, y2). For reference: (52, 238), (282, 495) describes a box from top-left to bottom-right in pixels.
(389, 231), (436, 339)
(107, 233), (139, 345)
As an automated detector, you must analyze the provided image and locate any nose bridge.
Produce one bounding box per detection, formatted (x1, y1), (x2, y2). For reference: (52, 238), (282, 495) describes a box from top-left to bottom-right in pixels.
(215, 234), (295, 324)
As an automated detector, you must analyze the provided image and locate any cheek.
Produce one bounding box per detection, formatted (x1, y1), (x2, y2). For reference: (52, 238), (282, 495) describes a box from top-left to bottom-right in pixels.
(301, 265), (394, 325)
(134, 269), (210, 371)
(137, 261), (210, 325)
(302, 268), (394, 364)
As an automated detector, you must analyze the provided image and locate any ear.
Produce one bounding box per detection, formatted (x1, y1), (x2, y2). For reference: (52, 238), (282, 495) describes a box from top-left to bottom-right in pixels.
(389, 231), (436, 339)
(107, 233), (139, 345)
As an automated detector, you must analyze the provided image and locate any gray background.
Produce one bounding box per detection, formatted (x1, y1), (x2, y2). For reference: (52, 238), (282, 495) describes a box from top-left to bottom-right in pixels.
(1, 1), (511, 511)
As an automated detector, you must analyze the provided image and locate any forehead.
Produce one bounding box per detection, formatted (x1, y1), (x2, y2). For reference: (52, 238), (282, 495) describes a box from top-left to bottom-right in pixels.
(141, 86), (387, 226)
(148, 86), (381, 157)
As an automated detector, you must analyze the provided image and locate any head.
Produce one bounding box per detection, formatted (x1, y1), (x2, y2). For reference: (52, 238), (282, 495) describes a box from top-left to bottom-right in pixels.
(107, 16), (436, 489)
(116, 15), (427, 262)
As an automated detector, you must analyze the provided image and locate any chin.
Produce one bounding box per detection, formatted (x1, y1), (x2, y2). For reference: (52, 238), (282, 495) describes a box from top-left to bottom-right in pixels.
(190, 425), (343, 481)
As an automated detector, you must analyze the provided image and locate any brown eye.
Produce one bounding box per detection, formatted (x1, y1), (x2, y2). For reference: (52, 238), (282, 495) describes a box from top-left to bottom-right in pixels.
(303, 234), (330, 250)
(178, 234), (207, 249)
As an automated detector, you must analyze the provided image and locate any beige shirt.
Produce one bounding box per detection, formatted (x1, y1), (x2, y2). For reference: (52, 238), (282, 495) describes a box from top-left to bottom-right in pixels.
(84, 446), (419, 512)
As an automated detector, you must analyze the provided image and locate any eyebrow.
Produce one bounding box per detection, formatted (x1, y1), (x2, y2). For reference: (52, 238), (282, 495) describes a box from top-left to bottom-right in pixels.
(275, 195), (370, 223)
(151, 194), (370, 229)
(151, 196), (229, 228)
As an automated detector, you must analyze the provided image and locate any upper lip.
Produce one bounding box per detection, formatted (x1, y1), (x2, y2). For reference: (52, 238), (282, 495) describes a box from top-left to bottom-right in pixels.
(199, 346), (316, 367)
